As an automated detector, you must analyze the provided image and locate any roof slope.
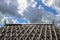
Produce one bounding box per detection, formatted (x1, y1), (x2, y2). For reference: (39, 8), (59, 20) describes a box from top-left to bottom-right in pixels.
(0, 24), (60, 40)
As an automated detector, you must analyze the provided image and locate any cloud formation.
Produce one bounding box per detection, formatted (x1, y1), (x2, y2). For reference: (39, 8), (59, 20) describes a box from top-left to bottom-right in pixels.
(51, 0), (60, 9)
(0, 0), (24, 24)
(0, 0), (22, 18)
(4, 16), (18, 24)
(0, 12), (18, 24)
(0, 12), (4, 24)
(0, 0), (60, 28)
(23, 6), (56, 24)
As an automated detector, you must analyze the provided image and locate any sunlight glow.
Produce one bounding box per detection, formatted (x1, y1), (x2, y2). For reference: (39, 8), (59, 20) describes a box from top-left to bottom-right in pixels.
(32, 2), (37, 8)
(18, 0), (28, 16)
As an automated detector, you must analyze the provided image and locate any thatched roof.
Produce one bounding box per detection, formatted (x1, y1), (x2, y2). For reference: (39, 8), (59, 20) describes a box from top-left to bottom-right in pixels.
(0, 24), (60, 40)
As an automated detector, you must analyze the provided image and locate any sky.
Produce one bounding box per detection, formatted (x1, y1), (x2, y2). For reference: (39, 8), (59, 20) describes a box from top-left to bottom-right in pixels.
(35, 0), (57, 15)
(0, 0), (60, 28)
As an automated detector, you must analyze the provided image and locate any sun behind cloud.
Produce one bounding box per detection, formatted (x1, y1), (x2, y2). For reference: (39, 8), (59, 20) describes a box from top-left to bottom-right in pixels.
(18, 0), (28, 16)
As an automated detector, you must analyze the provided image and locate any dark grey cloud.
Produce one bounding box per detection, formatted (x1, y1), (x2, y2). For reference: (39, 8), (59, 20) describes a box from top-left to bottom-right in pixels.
(0, 0), (60, 28)
(23, 6), (56, 24)
(0, 0), (22, 18)
(23, 6), (42, 23)
(22, 5), (60, 28)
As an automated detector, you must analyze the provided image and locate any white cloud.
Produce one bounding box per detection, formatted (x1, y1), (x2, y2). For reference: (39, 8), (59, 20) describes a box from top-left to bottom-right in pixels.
(32, 2), (37, 8)
(0, 11), (18, 24)
(18, 0), (29, 16)
(0, 0), (32, 24)
(51, 0), (60, 9)
(3, 16), (18, 24)
(49, 0), (60, 15)
(0, 12), (4, 24)
(42, 0), (54, 7)
(46, 0), (60, 27)
(0, 0), (60, 28)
